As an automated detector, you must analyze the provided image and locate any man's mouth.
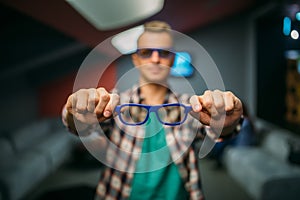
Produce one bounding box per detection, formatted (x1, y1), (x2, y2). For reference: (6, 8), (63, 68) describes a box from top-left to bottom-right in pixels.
(149, 67), (161, 74)
(148, 64), (166, 73)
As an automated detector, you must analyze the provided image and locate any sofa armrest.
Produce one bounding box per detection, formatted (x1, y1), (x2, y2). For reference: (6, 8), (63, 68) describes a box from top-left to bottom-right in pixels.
(0, 137), (15, 169)
(261, 176), (300, 200)
(10, 119), (52, 152)
(262, 129), (298, 162)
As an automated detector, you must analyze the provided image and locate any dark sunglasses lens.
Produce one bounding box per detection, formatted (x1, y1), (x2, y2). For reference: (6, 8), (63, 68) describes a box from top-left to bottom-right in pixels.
(158, 50), (173, 58)
(137, 49), (173, 58)
(137, 49), (153, 58)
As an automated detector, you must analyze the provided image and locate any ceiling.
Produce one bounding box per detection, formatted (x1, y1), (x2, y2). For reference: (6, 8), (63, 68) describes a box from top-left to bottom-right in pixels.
(0, 0), (270, 85)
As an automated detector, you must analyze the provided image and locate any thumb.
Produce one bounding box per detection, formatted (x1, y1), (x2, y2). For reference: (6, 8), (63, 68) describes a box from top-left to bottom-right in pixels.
(103, 93), (120, 118)
(189, 95), (202, 112)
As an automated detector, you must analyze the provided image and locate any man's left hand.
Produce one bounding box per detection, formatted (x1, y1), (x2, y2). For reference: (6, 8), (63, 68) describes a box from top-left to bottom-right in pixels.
(189, 90), (243, 134)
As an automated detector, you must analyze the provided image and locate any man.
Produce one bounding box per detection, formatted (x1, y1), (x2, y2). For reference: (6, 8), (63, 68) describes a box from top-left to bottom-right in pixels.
(63, 21), (243, 200)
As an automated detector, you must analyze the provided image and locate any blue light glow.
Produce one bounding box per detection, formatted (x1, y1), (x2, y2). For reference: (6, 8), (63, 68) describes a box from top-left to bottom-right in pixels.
(170, 52), (194, 77)
(283, 17), (291, 36)
(298, 58), (300, 74)
(296, 12), (300, 21)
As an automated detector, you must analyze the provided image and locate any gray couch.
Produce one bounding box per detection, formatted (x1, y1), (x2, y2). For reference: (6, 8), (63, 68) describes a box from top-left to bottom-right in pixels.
(0, 118), (78, 200)
(223, 119), (300, 200)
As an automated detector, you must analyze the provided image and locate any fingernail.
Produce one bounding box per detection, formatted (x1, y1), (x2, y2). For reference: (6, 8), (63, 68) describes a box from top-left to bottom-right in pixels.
(104, 111), (111, 117)
(194, 104), (200, 111)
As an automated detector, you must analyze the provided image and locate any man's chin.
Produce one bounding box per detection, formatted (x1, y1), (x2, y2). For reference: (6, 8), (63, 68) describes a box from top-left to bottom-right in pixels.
(146, 78), (168, 85)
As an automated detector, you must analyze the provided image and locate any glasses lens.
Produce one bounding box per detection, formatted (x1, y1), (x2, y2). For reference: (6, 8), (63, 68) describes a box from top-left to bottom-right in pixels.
(158, 49), (173, 58)
(137, 49), (153, 58)
(119, 106), (148, 125)
(157, 105), (187, 124)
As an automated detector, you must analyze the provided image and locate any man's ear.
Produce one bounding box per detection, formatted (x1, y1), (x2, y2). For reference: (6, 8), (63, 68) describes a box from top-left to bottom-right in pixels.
(170, 54), (175, 67)
(131, 53), (139, 67)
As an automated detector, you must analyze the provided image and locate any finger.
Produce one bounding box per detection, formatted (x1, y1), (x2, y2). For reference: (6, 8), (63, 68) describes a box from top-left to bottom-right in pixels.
(189, 94), (211, 125)
(234, 97), (243, 112)
(201, 90), (218, 117)
(75, 90), (89, 113)
(94, 88), (110, 117)
(211, 90), (225, 114)
(232, 96), (243, 115)
(87, 89), (99, 112)
(103, 93), (120, 118)
(189, 95), (202, 112)
(66, 93), (76, 111)
(223, 91), (235, 113)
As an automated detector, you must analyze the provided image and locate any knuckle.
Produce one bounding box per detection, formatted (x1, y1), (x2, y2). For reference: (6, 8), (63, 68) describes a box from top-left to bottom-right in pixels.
(77, 88), (87, 94)
(76, 105), (86, 112)
(67, 94), (74, 104)
(88, 91), (97, 102)
(204, 90), (211, 96)
(111, 94), (120, 103)
(203, 101), (212, 109)
(100, 93), (110, 101)
(214, 89), (222, 93)
(225, 91), (233, 98)
(88, 88), (96, 95)
(190, 95), (197, 101)
(215, 102), (224, 110)
(88, 97), (96, 103)
(97, 87), (107, 94)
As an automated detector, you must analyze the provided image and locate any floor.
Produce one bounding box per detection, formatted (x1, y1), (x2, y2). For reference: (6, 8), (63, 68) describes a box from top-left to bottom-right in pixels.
(26, 149), (253, 200)
(199, 159), (253, 200)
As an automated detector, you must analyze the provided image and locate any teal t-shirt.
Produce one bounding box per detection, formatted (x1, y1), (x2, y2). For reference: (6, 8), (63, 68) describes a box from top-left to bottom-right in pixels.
(129, 113), (189, 200)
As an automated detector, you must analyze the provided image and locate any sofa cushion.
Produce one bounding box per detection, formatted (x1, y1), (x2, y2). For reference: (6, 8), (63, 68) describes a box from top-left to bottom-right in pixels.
(261, 176), (300, 200)
(287, 138), (300, 165)
(254, 118), (276, 132)
(10, 119), (51, 152)
(0, 118), (78, 200)
(223, 146), (300, 200)
(0, 151), (50, 200)
(261, 129), (295, 162)
(0, 138), (15, 169)
(34, 130), (77, 170)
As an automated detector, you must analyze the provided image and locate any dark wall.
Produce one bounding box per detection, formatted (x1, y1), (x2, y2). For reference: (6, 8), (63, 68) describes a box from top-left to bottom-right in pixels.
(256, 5), (300, 129)
(256, 8), (286, 126)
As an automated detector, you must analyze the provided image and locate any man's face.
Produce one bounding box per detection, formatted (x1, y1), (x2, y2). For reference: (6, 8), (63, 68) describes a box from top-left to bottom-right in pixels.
(132, 31), (174, 84)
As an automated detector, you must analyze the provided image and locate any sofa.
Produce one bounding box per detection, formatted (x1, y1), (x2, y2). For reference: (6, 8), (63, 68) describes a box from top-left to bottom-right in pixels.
(223, 118), (300, 200)
(0, 118), (78, 200)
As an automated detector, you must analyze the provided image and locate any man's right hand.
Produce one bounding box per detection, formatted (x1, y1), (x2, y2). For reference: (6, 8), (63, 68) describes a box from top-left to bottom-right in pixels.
(66, 87), (120, 125)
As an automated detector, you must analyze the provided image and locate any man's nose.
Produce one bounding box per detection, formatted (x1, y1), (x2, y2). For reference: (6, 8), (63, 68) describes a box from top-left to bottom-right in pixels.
(150, 50), (160, 63)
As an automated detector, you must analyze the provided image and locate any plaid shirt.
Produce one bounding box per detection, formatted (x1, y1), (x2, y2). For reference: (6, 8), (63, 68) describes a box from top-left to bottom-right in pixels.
(63, 85), (224, 200)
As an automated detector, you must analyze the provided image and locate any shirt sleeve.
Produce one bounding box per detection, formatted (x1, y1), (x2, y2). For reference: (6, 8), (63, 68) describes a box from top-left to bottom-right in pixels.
(203, 116), (244, 142)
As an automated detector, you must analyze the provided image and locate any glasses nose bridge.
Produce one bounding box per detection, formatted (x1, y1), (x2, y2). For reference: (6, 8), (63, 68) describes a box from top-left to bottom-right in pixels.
(148, 105), (159, 113)
(150, 49), (160, 60)
(149, 106), (164, 121)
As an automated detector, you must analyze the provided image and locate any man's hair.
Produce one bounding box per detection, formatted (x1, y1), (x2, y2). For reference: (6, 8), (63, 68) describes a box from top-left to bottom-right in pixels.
(143, 20), (172, 32)
(137, 20), (173, 45)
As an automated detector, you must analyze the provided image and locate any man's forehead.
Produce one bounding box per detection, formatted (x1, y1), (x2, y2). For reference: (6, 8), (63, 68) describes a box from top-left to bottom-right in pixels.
(137, 31), (173, 49)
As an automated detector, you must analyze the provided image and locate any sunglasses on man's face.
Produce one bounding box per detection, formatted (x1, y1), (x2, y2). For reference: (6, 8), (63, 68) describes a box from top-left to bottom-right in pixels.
(136, 48), (174, 59)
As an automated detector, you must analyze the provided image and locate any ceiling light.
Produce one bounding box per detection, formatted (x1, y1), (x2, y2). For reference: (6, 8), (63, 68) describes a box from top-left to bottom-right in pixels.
(291, 30), (299, 39)
(111, 25), (144, 54)
(283, 17), (291, 36)
(296, 12), (300, 21)
(66, 0), (164, 30)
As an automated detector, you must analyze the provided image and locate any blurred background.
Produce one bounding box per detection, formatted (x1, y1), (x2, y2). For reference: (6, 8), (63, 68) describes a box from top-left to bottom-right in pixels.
(0, 0), (300, 200)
